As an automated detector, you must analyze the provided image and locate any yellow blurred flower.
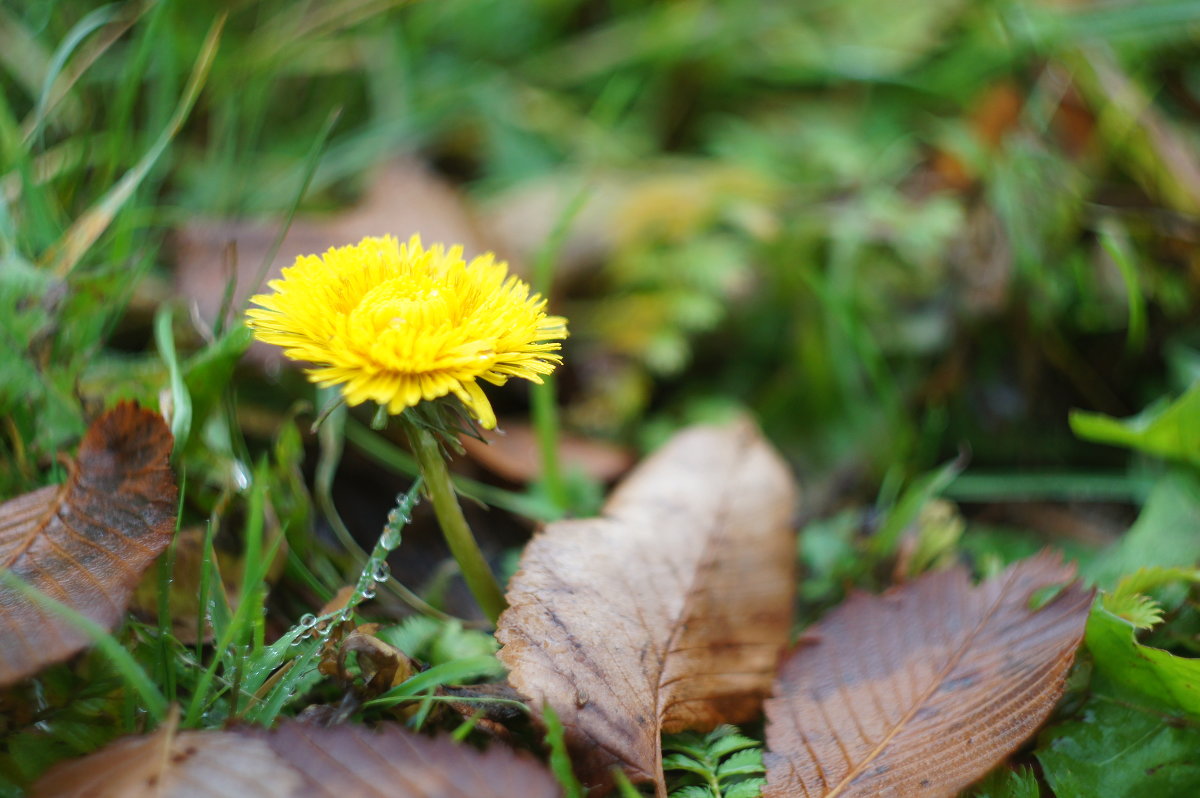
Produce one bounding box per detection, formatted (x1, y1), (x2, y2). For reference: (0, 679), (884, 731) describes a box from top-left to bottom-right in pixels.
(246, 235), (566, 429)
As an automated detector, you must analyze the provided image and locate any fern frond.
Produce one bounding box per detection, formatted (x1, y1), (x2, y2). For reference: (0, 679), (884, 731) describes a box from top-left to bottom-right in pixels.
(664, 725), (766, 798)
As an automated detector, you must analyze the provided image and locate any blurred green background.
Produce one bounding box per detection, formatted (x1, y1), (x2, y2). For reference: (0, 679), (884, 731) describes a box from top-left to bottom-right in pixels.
(4, 0), (1198, 490)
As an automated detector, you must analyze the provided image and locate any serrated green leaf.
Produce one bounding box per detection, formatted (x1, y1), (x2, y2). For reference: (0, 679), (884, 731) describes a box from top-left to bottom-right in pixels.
(376, 617), (497, 666)
(707, 733), (759, 760)
(715, 748), (764, 779)
(704, 724), (739, 742)
(663, 753), (710, 777)
(722, 779), (765, 798)
(1038, 699), (1200, 796)
(377, 615), (441, 659)
(663, 732), (709, 760)
(1070, 382), (1200, 465)
(669, 786), (713, 798)
(1101, 591), (1163, 630)
(969, 765), (1039, 798)
(1086, 603), (1200, 719)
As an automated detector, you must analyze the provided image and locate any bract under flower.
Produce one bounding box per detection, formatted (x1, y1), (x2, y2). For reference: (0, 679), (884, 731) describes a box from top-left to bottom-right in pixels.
(246, 235), (567, 429)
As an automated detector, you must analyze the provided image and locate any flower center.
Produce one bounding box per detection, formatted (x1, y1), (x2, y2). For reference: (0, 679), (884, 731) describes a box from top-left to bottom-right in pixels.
(351, 279), (452, 333)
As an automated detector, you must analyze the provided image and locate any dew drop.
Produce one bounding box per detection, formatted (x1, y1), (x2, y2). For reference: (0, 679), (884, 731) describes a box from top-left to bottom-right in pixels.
(372, 562), (391, 582)
(362, 586), (377, 600)
(231, 461), (251, 491)
(299, 613), (318, 629)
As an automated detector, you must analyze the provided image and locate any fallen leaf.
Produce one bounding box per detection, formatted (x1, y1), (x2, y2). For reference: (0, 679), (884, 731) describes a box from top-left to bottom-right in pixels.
(459, 420), (635, 484)
(32, 718), (561, 798)
(257, 721), (561, 798)
(336, 625), (416, 697)
(30, 710), (300, 798)
(496, 419), (798, 796)
(762, 552), (1093, 798)
(0, 402), (178, 686)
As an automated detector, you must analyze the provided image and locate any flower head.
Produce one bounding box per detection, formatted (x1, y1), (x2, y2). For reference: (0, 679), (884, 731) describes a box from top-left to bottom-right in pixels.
(246, 235), (567, 429)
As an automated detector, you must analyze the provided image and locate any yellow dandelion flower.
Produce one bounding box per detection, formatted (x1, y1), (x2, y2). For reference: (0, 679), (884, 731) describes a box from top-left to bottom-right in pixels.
(246, 235), (567, 429)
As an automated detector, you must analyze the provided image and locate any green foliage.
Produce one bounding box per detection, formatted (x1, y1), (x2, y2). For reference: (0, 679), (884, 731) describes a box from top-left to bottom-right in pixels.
(969, 765), (1039, 798)
(870, 457), (965, 557)
(378, 616), (500, 667)
(1086, 603), (1200, 720)
(1071, 382), (1200, 466)
(0, 663), (127, 796)
(663, 725), (765, 798)
(543, 703), (585, 798)
(1037, 699), (1200, 797)
(1086, 471), (1200, 588)
(1031, 388), (1200, 797)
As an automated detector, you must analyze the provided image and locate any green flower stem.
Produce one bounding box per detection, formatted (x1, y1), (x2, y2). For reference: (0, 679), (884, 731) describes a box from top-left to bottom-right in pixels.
(404, 420), (507, 624)
(532, 375), (569, 513)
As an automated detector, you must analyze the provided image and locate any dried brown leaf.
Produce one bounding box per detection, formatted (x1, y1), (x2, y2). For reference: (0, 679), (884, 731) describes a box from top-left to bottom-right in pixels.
(257, 722), (561, 798)
(496, 419), (797, 796)
(460, 420), (635, 484)
(31, 711), (300, 798)
(763, 552), (1093, 798)
(336, 626), (416, 696)
(32, 719), (561, 798)
(0, 402), (177, 686)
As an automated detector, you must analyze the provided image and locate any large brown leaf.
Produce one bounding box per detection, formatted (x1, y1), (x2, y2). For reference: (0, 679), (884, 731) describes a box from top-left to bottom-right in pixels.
(30, 712), (299, 798)
(0, 402), (177, 686)
(32, 718), (561, 798)
(496, 419), (797, 796)
(763, 552), (1093, 798)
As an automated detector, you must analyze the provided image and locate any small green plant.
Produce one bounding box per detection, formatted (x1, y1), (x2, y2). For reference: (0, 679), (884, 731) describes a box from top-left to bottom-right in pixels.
(663, 725), (766, 798)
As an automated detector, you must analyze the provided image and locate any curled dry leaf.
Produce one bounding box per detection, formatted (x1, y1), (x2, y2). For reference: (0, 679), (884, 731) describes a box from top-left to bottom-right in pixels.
(497, 419), (797, 796)
(32, 718), (561, 798)
(336, 625), (416, 697)
(763, 552), (1093, 798)
(0, 402), (177, 686)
